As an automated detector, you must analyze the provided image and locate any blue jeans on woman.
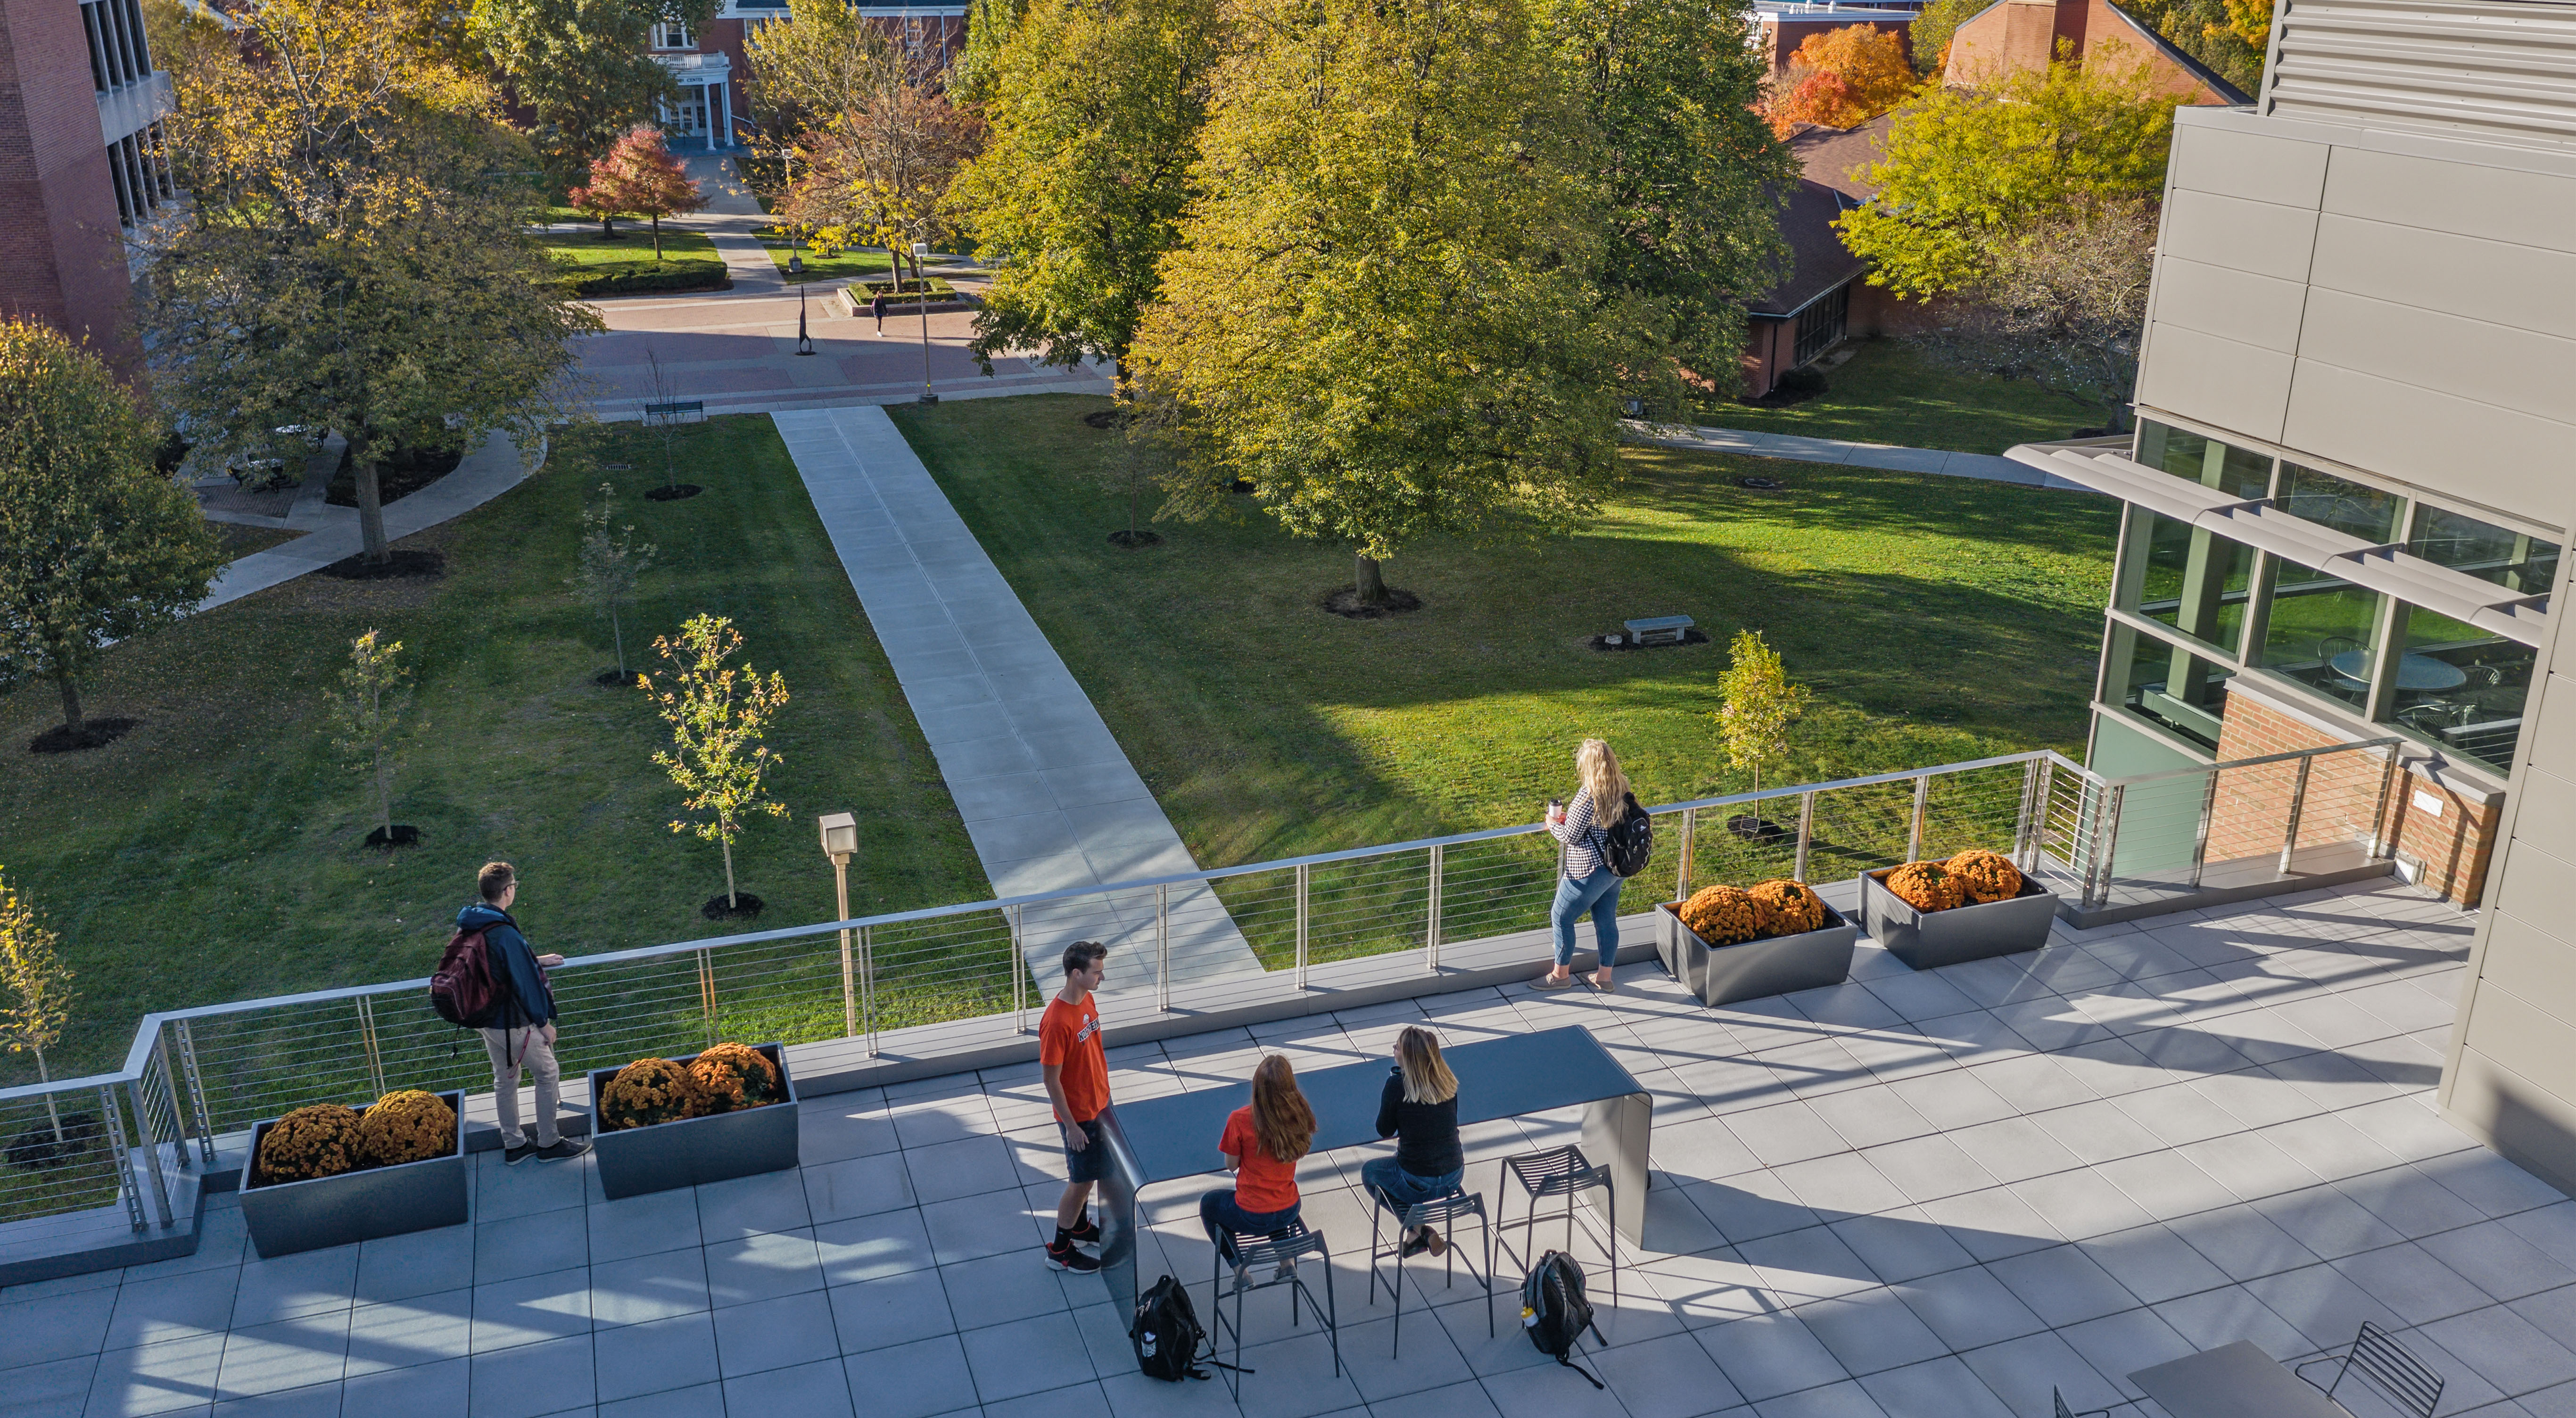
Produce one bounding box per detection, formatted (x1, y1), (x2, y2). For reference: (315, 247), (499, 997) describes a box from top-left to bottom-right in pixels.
(1200, 1187), (1300, 1261)
(1361, 1157), (1464, 1219)
(1552, 866), (1623, 969)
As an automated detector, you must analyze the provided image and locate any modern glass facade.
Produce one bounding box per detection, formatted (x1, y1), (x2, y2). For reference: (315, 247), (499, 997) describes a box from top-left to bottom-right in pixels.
(2098, 420), (2557, 780)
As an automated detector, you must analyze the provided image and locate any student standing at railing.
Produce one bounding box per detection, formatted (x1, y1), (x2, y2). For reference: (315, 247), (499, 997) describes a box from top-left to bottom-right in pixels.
(1536, 738), (1633, 993)
(1040, 940), (1111, 1274)
(456, 862), (586, 1165)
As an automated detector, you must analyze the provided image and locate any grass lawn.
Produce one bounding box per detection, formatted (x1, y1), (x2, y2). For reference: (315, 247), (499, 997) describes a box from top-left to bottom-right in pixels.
(890, 395), (2119, 883)
(1702, 338), (2102, 454)
(540, 227), (725, 281)
(213, 524), (302, 557)
(757, 229), (894, 283)
(0, 416), (986, 1085)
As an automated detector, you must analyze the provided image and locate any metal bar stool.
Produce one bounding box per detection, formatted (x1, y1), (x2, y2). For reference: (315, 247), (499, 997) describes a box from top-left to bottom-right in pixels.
(1364, 1186), (1494, 1356)
(1207, 1221), (1339, 1400)
(1495, 1145), (1617, 1310)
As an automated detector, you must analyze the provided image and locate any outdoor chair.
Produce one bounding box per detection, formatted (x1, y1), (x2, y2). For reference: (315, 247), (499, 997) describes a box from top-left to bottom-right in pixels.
(1495, 1145), (1618, 1311)
(1207, 1220), (1340, 1401)
(2293, 1320), (2444, 1418)
(1363, 1183), (1493, 1357)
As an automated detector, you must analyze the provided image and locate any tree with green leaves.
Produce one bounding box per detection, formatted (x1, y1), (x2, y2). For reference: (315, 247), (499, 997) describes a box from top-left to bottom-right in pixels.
(146, 0), (601, 569)
(743, 0), (892, 138)
(328, 630), (416, 844)
(570, 483), (657, 676)
(1131, 0), (1666, 607)
(948, 0), (1222, 388)
(1907, 0), (1982, 71)
(646, 615), (790, 914)
(780, 33), (984, 289)
(471, 0), (720, 188)
(1714, 629), (1810, 795)
(0, 869), (76, 1137)
(1542, 0), (1794, 389)
(950, 0), (1030, 110)
(0, 321), (225, 748)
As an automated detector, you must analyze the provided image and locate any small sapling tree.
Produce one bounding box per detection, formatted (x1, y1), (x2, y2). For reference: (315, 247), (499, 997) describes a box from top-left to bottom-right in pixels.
(329, 630), (417, 846)
(570, 483), (657, 678)
(1715, 629), (1811, 796)
(646, 614), (790, 916)
(0, 869), (77, 1142)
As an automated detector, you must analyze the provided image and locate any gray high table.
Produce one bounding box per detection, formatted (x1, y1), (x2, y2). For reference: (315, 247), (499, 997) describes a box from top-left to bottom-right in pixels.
(1089, 1024), (1651, 1317)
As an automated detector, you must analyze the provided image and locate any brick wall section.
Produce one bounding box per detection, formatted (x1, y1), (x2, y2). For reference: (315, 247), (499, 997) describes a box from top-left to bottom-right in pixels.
(0, 0), (133, 353)
(2209, 689), (2502, 907)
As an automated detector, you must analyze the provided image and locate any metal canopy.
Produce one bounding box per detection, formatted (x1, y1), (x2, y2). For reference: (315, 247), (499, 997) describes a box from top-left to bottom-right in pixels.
(2008, 443), (2551, 647)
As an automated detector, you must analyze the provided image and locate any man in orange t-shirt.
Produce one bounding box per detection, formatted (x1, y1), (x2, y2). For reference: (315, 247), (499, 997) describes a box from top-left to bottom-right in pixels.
(1040, 940), (1112, 1272)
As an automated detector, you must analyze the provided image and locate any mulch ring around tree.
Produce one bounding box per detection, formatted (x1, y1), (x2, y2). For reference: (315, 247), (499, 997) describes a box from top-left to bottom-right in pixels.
(594, 668), (638, 687)
(1589, 628), (1711, 651)
(5, 1113), (105, 1171)
(1107, 529), (1163, 548)
(317, 548), (446, 581)
(1321, 585), (1424, 618)
(644, 484), (703, 502)
(29, 718), (139, 754)
(702, 894), (765, 921)
(1082, 409), (1136, 430)
(364, 825), (423, 849)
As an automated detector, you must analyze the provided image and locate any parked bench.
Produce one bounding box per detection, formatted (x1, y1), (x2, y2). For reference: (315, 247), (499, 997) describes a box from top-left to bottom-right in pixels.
(640, 400), (704, 425)
(1623, 615), (1695, 645)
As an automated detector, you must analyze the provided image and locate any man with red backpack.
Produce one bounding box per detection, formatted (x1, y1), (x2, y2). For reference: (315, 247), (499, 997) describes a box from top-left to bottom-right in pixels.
(454, 862), (586, 1164)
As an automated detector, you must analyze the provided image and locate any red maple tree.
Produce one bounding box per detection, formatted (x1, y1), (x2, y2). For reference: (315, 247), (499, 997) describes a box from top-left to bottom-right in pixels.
(567, 126), (710, 259)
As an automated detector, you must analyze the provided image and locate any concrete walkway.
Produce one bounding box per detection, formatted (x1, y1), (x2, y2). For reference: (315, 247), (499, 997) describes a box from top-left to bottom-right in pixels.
(772, 405), (1258, 991)
(1635, 421), (2096, 489)
(680, 153), (785, 298)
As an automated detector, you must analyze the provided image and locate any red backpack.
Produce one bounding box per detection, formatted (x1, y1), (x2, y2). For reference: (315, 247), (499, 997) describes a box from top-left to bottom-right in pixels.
(430, 926), (506, 1029)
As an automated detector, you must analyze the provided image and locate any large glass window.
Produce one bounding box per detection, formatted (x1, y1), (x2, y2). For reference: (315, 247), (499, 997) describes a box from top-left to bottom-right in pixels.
(2137, 420), (2271, 498)
(2257, 556), (2385, 710)
(2410, 506), (2560, 595)
(2130, 511), (2256, 654)
(2277, 463), (2403, 543)
(2106, 624), (2234, 751)
(2378, 604), (2536, 774)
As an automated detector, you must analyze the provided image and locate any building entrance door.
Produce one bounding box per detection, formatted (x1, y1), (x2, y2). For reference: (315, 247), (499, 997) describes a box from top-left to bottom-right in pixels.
(668, 87), (708, 139)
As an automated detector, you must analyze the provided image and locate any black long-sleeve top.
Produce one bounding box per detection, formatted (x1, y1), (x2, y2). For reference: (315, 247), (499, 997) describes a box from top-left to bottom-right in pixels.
(1375, 1069), (1463, 1179)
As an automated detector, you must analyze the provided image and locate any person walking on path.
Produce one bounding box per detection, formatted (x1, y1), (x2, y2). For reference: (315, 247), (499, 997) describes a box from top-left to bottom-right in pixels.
(1200, 1055), (1316, 1260)
(1535, 738), (1634, 992)
(871, 292), (889, 335)
(1364, 1026), (1464, 1257)
(1040, 940), (1112, 1273)
(456, 862), (586, 1164)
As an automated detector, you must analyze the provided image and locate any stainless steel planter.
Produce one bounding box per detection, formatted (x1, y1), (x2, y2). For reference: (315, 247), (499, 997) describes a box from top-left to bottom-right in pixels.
(587, 1043), (800, 1201)
(239, 1090), (468, 1259)
(1859, 869), (2061, 970)
(1655, 902), (1858, 1006)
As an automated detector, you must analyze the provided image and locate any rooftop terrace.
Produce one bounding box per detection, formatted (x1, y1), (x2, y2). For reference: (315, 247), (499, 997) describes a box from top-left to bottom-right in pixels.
(9, 879), (2565, 1418)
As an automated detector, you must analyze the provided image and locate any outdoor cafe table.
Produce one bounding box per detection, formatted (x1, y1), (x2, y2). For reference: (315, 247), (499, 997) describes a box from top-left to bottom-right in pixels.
(1090, 1024), (1651, 1316)
(2130, 1340), (2344, 1418)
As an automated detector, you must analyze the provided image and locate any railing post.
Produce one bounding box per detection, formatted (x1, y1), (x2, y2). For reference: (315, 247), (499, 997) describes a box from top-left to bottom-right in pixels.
(1425, 845), (1444, 973)
(102, 1085), (144, 1232)
(128, 1077), (173, 1229)
(2277, 755), (2314, 875)
(355, 996), (387, 1099)
(1907, 775), (1930, 862)
(2086, 783), (2127, 910)
(1794, 792), (1817, 882)
(151, 1032), (190, 1173)
(1156, 883), (1172, 1012)
(1295, 862), (1311, 991)
(2370, 744), (2402, 859)
(2024, 761), (2056, 872)
(175, 1020), (214, 1165)
(1674, 808), (1696, 904)
(859, 925), (878, 1057)
(2185, 766), (2221, 889)
(1010, 904), (1027, 1034)
(697, 948), (718, 1049)
(2014, 758), (2044, 868)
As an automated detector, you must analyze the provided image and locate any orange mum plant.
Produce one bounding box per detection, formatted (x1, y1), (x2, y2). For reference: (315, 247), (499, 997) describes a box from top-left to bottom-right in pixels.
(599, 1057), (710, 1131)
(356, 1089), (456, 1167)
(255, 1103), (363, 1185)
(1882, 860), (1965, 913)
(1747, 879), (1829, 936)
(1945, 849), (2023, 904)
(1677, 885), (1761, 945)
(689, 1042), (784, 1114)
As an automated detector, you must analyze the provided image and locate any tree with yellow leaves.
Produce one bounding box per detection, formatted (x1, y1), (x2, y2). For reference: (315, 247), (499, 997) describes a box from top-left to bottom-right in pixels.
(646, 615), (790, 916)
(1715, 630), (1811, 795)
(0, 870), (77, 1140)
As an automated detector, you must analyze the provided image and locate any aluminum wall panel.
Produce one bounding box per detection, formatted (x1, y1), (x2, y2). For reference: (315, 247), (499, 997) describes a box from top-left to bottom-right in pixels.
(2297, 287), (2576, 424)
(2167, 121), (2331, 207)
(2322, 146), (2576, 254)
(2277, 361), (2574, 512)
(2146, 256), (2312, 354)
(2265, 0), (2576, 150)
(2159, 188), (2322, 281)
(2132, 323), (2296, 443)
(2309, 212), (2576, 340)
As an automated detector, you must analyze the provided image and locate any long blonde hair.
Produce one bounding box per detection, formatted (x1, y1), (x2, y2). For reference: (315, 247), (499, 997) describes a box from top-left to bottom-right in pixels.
(1578, 739), (1631, 826)
(1250, 1055), (1316, 1164)
(1396, 1027), (1458, 1105)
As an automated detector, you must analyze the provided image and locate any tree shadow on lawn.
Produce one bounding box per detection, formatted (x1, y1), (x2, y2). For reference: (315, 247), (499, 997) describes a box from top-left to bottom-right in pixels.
(1617, 442), (2121, 560)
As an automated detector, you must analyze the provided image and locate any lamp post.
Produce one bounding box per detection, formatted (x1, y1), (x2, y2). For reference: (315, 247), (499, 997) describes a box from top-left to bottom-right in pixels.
(818, 812), (859, 1039)
(793, 255), (815, 356)
(912, 239), (938, 405)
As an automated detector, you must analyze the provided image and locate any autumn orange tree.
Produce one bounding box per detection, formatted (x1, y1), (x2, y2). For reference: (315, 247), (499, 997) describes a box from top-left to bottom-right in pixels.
(569, 125), (710, 256)
(1766, 25), (1916, 134)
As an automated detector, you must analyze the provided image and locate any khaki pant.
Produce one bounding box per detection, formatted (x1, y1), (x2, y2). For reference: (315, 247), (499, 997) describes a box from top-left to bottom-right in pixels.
(481, 1024), (560, 1148)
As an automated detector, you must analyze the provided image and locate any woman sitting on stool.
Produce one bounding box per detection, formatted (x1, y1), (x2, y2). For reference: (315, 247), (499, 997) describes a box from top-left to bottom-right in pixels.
(1201, 1054), (1315, 1259)
(1363, 1026), (1464, 1257)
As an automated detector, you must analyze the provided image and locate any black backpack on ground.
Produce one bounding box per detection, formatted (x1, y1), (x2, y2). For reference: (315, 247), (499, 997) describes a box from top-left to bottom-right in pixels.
(1520, 1250), (1606, 1388)
(1601, 792), (1655, 878)
(1131, 1274), (1240, 1382)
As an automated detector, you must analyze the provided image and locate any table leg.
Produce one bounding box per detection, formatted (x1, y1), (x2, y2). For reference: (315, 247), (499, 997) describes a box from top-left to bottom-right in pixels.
(1096, 1108), (1142, 1320)
(1581, 1091), (1650, 1246)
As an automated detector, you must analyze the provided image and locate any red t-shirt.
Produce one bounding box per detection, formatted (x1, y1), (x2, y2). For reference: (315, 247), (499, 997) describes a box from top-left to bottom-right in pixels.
(1221, 1105), (1300, 1215)
(1039, 993), (1109, 1122)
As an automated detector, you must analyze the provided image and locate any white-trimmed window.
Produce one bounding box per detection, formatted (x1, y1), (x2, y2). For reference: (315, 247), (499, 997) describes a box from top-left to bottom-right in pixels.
(651, 20), (694, 49)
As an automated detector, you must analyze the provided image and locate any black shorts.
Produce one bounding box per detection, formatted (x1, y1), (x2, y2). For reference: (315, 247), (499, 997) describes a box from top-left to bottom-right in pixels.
(1064, 1117), (1109, 1184)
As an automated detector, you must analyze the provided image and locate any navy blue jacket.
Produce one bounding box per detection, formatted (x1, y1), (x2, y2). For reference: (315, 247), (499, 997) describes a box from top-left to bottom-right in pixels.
(455, 903), (556, 1028)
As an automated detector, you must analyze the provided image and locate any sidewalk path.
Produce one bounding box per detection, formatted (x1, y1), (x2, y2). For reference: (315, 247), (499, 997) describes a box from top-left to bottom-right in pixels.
(773, 404), (1259, 991)
(678, 153), (783, 298)
(1635, 421), (2094, 489)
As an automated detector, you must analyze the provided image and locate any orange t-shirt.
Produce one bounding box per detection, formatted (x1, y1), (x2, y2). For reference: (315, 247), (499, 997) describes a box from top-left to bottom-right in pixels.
(1039, 992), (1109, 1122)
(1221, 1105), (1300, 1215)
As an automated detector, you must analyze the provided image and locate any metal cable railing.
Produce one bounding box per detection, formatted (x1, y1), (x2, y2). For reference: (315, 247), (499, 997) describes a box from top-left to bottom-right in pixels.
(0, 739), (2409, 1238)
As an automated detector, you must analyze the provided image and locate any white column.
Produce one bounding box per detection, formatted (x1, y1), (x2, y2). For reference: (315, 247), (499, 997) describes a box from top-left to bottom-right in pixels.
(718, 81), (733, 148)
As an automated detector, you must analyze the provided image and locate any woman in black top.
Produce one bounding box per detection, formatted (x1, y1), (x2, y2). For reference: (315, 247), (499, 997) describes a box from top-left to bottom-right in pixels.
(1362, 1027), (1465, 1257)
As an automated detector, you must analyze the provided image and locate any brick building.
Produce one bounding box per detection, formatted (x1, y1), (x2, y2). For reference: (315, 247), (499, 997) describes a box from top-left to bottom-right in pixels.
(651, 0), (966, 149)
(0, 0), (174, 356)
(1943, 0), (2251, 104)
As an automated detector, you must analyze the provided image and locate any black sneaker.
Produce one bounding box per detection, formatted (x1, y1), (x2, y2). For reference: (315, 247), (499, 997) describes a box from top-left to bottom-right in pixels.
(1066, 1215), (1101, 1246)
(1046, 1240), (1101, 1272)
(535, 1138), (589, 1162)
(503, 1141), (538, 1166)
(1400, 1228), (1433, 1259)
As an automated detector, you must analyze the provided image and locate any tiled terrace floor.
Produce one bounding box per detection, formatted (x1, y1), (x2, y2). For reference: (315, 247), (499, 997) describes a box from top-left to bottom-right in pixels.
(10, 880), (2573, 1418)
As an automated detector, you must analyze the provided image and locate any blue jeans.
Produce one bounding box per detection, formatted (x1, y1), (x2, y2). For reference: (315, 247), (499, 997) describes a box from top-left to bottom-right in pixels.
(1552, 866), (1623, 968)
(1362, 1157), (1464, 1219)
(1200, 1188), (1300, 1260)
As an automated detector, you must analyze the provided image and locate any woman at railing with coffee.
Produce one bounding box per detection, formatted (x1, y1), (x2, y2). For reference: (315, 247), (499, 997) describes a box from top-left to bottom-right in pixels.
(1536, 738), (1631, 992)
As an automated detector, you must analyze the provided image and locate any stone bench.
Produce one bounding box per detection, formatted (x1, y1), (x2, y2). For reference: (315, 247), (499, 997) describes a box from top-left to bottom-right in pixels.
(1622, 615), (1695, 645)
